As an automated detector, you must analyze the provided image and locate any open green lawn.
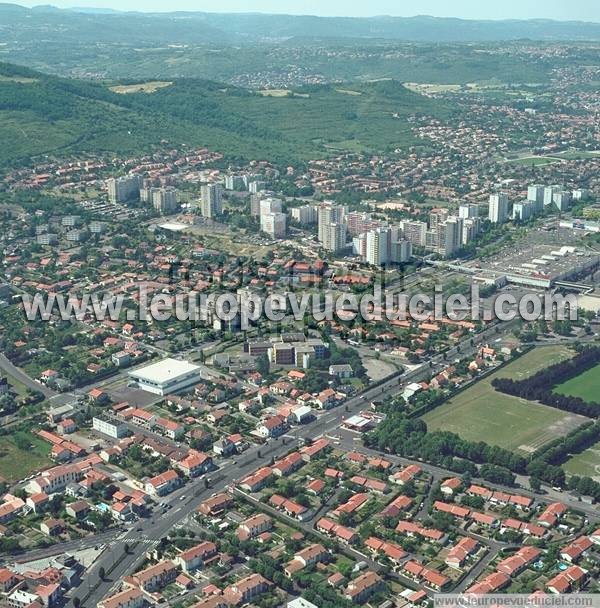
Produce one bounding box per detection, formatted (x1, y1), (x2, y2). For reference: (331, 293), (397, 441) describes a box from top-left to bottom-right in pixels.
(493, 345), (573, 380)
(563, 440), (600, 480)
(554, 362), (600, 404)
(422, 346), (583, 455)
(3, 371), (29, 399)
(506, 156), (560, 167)
(0, 432), (52, 483)
(551, 150), (600, 160)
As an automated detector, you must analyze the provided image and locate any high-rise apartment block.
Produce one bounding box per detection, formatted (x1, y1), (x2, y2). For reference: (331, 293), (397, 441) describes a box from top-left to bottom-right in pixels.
(488, 193), (509, 224)
(200, 183), (223, 218)
(152, 187), (178, 214)
(260, 212), (287, 239)
(106, 175), (142, 203)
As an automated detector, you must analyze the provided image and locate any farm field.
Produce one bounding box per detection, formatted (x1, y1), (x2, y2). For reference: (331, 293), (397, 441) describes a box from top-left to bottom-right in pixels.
(554, 362), (600, 404)
(563, 440), (600, 481)
(422, 346), (584, 455)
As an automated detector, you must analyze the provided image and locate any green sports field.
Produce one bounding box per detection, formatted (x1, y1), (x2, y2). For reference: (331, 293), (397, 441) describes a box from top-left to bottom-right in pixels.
(422, 346), (587, 455)
(554, 363), (600, 404)
(563, 440), (600, 480)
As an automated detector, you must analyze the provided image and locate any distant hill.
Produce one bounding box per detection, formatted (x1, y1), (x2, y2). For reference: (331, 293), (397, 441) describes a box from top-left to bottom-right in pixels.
(1, 5), (600, 43)
(0, 62), (447, 167)
(189, 12), (600, 42)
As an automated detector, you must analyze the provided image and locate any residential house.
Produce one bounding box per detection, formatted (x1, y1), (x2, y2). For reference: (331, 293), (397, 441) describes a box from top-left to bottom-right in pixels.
(467, 572), (510, 594)
(239, 467), (273, 493)
(29, 465), (84, 495)
(65, 500), (90, 520)
(316, 518), (358, 544)
(144, 470), (182, 497)
(40, 519), (64, 536)
(198, 493), (232, 516)
(26, 493), (49, 514)
(223, 573), (271, 606)
(256, 415), (287, 439)
(546, 565), (587, 594)
(237, 514), (273, 541)
(496, 546), (540, 577)
(131, 560), (178, 592)
(345, 571), (383, 603)
(299, 438), (330, 462)
(560, 536), (593, 564)
(390, 464), (422, 486)
(269, 494), (308, 520)
(175, 541), (218, 573)
(177, 451), (213, 478)
(0, 568), (20, 593)
(272, 452), (303, 477)
(445, 537), (479, 569)
(440, 477), (462, 497)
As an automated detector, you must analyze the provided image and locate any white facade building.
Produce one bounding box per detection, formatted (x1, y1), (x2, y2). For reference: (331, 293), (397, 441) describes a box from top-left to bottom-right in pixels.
(200, 183), (223, 218)
(261, 211), (287, 239)
(128, 358), (202, 396)
(488, 193), (509, 224)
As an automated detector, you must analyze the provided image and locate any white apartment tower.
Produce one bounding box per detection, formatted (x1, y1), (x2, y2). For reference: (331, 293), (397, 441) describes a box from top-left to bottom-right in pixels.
(488, 193), (509, 224)
(260, 212), (287, 239)
(527, 184), (545, 213)
(459, 204), (479, 219)
(259, 198), (283, 217)
(544, 185), (561, 207)
(399, 220), (427, 247)
(106, 175), (142, 203)
(152, 187), (178, 214)
(318, 204), (345, 243)
(321, 222), (347, 253)
(366, 227), (391, 266)
(290, 205), (318, 225)
(200, 183), (223, 218)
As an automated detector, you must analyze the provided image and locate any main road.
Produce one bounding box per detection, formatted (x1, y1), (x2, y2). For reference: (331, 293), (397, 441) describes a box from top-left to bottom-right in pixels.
(0, 352), (56, 399)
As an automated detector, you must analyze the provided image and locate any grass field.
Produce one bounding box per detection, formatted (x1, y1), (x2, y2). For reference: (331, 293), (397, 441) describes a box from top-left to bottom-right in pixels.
(258, 89), (292, 97)
(0, 74), (38, 83)
(505, 156), (561, 167)
(422, 346), (585, 455)
(551, 150), (600, 160)
(0, 432), (52, 482)
(1, 371), (29, 399)
(563, 440), (600, 480)
(554, 363), (600, 404)
(110, 81), (172, 94)
(405, 83), (462, 94)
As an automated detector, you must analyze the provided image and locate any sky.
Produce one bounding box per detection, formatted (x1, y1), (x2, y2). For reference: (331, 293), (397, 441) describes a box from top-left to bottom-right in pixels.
(19, 1), (600, 22)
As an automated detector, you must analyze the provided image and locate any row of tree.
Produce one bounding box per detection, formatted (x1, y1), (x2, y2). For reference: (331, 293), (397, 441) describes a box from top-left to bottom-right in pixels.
(532, 421), (600, 467)
(365, 414), (527, 474)
(492, 346), (600, 418)
(524, 420), (600, 493)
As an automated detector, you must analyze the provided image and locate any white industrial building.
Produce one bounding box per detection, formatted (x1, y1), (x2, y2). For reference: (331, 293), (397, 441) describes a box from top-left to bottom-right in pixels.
(128, 358), (202, 396)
